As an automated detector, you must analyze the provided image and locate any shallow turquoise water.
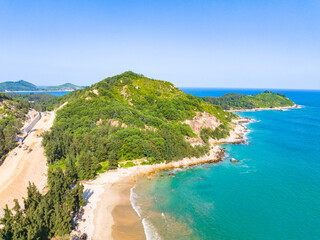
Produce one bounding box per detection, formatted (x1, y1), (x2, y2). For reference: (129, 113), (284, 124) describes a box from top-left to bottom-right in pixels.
(134, 89), (320, 240)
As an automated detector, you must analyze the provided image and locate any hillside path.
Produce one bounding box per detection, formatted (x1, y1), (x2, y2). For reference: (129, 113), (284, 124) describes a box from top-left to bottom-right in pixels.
(0, 110), (55, 210)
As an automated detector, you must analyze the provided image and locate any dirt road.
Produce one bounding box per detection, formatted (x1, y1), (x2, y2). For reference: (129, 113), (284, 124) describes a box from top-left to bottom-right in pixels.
(0, 111), (55, 210)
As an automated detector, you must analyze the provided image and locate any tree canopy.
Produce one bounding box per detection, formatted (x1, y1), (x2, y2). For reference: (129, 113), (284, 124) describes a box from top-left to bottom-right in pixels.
(0, 94), (29, 163)
(42, 72), (236, 180)
(202, 92), (295, 110)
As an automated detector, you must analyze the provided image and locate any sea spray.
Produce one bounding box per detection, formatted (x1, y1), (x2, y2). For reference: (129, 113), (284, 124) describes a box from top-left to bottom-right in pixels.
(131, 184), (163, 239)
(130, 184), (141, 218)
(142, 218), (163, 240)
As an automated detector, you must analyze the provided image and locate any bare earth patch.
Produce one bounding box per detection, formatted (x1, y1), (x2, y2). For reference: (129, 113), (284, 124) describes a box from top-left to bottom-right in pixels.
(0, 105), (64, 216)
(183, 112), (220, 136)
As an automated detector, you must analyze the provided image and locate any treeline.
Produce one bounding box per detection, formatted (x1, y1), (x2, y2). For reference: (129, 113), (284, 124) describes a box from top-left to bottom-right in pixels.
(0, 94), (29, 162)
(0, 93), (85, 240)
(42, 72), (235, 180)
(200, 124), (230, 144)
(202, 92), (294, 110)
(42, 98), (212, 180)
(0, 167), (84, 239)
(6, 92), (57, 112)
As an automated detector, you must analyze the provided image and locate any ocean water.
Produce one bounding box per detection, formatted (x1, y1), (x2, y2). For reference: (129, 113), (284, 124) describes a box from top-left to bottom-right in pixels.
(133, 89), (320, 240)
(5, 91), (70, 96)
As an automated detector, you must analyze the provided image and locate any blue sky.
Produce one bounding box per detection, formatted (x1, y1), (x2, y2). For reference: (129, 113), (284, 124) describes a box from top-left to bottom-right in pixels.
(0, 0), (319, 89)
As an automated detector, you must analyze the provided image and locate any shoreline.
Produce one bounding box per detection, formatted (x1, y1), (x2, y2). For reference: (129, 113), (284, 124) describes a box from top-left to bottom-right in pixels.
(226, 104), (300, 112)
(71, 117), (253, 240)
(3, 90), (74, 93)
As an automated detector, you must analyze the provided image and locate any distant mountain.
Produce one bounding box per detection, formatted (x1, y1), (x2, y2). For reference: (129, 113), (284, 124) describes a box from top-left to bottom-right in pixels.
(40, 83), (83, 91)
(0, 80), (38, 92)
(0, 80), (84, 92)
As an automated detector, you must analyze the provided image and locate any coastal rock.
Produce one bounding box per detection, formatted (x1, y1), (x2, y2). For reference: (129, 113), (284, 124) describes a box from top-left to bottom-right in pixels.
(230, 158), (239, 163)
(80, 233), (88, 240)
(182, 112), (220, 135)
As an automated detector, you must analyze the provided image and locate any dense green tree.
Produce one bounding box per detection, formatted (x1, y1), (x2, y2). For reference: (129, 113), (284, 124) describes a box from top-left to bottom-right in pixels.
(202, 92), (294, 110)
(0, 94), (29, 162)
(41, 72), (237, 180)
(0, 169), (85, 240)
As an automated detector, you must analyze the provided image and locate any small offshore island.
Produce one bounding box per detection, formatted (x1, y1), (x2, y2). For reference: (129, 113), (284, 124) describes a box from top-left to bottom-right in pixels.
(0, 72), (296, 240)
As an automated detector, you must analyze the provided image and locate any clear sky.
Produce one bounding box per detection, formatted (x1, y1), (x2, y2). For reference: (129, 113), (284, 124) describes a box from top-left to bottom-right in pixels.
(0, 0), (319, 89)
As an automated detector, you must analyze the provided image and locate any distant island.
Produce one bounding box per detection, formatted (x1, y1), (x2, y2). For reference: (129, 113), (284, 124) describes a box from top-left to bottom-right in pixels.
(0, 80), (38, 92)
(0, 80), (84, 92)
(40, 83), (83, 91)
(202, 91), (295, 110)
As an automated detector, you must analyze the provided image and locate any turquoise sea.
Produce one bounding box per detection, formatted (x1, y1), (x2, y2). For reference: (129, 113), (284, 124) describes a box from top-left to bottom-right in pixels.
(133, 89), (320, 240)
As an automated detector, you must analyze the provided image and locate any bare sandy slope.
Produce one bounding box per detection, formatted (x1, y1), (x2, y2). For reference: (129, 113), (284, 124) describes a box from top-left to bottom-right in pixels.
(0, 111), (55, 211)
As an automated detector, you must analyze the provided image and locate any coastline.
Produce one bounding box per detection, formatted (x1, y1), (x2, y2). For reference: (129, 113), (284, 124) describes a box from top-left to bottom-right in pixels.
(226, 104), (300, 112)
(3, 90), (73, 93)
(71, 117), (253, 240)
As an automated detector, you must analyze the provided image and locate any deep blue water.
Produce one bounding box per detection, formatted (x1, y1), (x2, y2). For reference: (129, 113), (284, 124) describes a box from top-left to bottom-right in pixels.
(134, 89), (320, 240)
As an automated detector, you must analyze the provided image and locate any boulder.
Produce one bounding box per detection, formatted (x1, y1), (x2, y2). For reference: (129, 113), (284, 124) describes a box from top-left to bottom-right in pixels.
(230, 158), (239, 163)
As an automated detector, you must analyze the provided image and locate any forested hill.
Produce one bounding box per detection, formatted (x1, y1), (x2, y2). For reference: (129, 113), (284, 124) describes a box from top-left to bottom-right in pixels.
(6, 92), (57, 112)
(202, 91), (295, 110)
(0, 80), (38, 92)
(43, 71), (235, 180)
(40, 83), (83, 91)
(0, 80), (83, 92)
(0, 93), (29, 162)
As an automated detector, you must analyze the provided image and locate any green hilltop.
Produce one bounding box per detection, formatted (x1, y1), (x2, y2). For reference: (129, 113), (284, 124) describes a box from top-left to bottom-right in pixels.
(43, 71), (235, 179)
(0, 80), (38, 92)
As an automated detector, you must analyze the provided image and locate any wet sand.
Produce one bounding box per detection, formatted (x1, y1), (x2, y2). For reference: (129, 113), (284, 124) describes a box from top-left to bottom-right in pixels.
(112, 181), (146, 240)
(91, 178), (146, 240)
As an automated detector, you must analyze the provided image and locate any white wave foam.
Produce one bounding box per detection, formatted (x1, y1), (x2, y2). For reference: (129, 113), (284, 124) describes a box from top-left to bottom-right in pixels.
(169, 168), (183, 173)
(142, 218), (162, 240)
(130, 185), (141, 218)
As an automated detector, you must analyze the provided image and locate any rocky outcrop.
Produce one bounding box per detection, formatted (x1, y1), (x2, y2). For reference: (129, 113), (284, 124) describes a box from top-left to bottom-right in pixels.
(184, 136), (205, 146)
(183, 112), (220, 135)
(230, 158), (239, 163)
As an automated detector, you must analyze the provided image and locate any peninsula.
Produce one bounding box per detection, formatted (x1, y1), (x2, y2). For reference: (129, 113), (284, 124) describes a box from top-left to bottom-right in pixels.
(202, 91), (295, 110)
(0, 72), (296, 240)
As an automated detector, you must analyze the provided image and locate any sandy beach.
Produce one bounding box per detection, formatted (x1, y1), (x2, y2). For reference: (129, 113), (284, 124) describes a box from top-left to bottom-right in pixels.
(71, 117), (252, 240)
